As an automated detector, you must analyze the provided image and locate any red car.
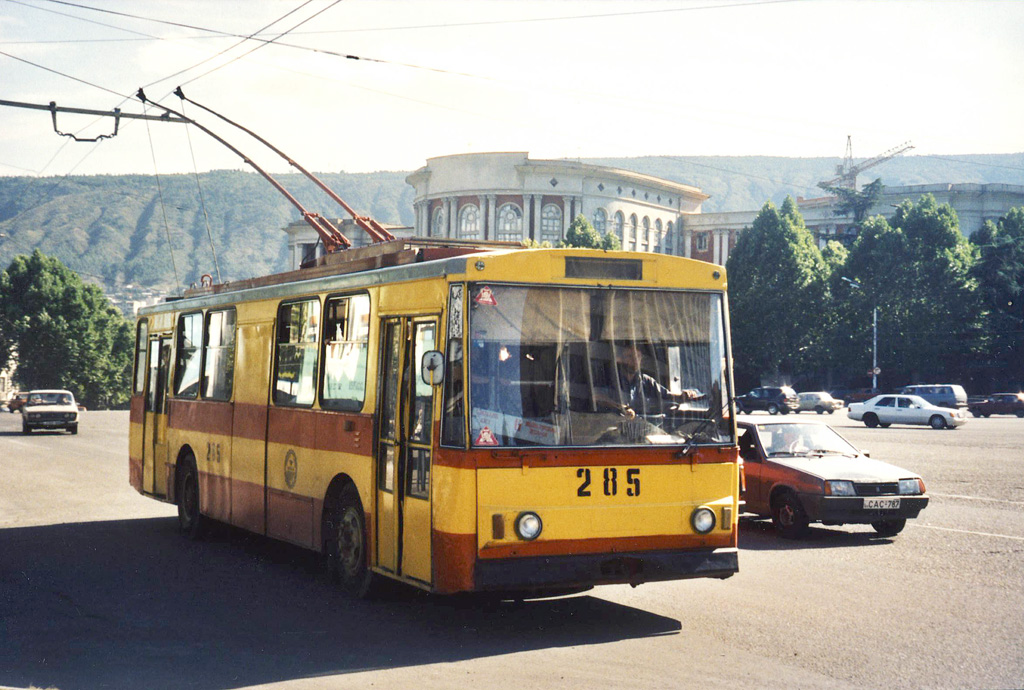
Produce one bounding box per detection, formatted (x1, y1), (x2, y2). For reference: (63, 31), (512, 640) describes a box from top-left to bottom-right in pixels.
(6, 393), (27, 413)
(968, 393), (1024, 418)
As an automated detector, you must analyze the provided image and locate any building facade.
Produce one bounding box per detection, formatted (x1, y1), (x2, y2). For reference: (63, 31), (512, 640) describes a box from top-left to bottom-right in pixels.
(405, 152), (709, 255)
(282, 156), (1024, 272)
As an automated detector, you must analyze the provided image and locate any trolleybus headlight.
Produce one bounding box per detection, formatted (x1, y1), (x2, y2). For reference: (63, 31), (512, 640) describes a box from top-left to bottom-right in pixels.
(691, 507), (716, 534)
(515, 512), (543, 541)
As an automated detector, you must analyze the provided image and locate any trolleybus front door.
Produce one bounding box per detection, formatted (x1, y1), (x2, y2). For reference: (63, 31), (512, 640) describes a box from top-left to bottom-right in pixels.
(142, 336), (171, 497)
(376, 317), (437, 585)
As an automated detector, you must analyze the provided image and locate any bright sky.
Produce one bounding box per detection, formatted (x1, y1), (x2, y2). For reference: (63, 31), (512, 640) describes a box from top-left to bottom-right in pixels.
(1, 0), (1022, 178)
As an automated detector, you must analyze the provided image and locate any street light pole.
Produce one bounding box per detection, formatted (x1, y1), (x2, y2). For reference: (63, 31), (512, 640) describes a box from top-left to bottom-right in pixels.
(842, 276), (879, 392)
(872, 306), (878, 392)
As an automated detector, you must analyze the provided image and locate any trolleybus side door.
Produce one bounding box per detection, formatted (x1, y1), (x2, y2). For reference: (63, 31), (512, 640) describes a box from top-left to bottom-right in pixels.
(376, 316), (437, 585)
(142, 336), (171, 497)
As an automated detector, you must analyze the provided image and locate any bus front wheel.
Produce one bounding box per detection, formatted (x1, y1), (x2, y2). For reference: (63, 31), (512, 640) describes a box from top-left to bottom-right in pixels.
(327, 484), (376, 598)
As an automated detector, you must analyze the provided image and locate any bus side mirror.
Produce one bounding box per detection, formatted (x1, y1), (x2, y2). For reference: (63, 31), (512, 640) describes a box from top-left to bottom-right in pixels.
(421, 350), (445, 385)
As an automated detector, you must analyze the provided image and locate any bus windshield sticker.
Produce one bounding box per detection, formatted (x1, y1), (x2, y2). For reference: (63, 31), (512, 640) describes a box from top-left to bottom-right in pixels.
(475, 426), (499, 446)
(474, 286), (498, 306)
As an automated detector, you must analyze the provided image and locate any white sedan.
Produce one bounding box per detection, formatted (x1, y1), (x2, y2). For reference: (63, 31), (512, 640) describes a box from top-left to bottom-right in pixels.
(848, 394), (967, 430)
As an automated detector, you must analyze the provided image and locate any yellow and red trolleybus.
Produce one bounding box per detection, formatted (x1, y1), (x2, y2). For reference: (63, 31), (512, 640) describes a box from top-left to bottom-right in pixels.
(129, 241), (740, 596)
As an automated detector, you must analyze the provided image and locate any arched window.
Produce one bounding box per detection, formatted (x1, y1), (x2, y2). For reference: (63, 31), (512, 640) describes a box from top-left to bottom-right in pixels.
(431, 207), (446, 237)
(642, 217), (651, 250)
(496, 203), (523, 241)
(614, 211), (625, 245)
(655, 219), (663, 253)
(593, 208), (607, 234)
(459, 204), (480, 239)
(629, 214), (638, 251)
(541, 204), (562, 245)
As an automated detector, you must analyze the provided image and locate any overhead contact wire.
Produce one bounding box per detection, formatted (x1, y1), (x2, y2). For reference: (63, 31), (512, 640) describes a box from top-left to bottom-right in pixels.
(141, 101), (182, 296)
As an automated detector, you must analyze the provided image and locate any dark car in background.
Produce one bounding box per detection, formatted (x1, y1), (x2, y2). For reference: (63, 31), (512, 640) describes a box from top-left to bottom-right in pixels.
(829, 388), (875, 405)
(897, 384), (968, 409)
(968, 393), (1024, 418)
(736, 386), (799, 415)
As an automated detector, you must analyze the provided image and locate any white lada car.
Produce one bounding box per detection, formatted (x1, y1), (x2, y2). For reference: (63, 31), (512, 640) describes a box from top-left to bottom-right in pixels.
(21, 389), (80, 435)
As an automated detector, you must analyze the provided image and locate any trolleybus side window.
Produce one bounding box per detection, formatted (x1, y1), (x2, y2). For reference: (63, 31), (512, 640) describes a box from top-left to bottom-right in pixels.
(203, 308), (236, 401)
(378, 320), (402, 493)
(441, 285), (466, 447)
(173, 312), (204, 398)
(274, 298), (321, 407)
(407, 321), (436, 498)
(133, 319), (148, 395)
(321, 293), (370, 411)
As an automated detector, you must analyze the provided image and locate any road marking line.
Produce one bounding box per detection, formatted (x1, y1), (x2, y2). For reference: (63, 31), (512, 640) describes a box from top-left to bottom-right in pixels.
(929, 492), (1024, 507)
(912, 524), (1024, 541)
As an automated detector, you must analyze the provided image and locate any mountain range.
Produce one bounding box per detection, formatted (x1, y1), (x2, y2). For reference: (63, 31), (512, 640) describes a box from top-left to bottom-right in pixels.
(1, 153), (1021, 293)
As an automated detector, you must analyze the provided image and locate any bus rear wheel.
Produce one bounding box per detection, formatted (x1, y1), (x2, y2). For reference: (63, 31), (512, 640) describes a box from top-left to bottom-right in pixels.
(177, 455), (206, 539)
(327, 484), (376, 598)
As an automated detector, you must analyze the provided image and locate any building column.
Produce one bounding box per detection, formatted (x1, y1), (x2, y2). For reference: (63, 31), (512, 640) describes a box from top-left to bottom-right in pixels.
(486, 194), (496, 241)
(415, 201), (425, 237)
(683, 226), (692, 258)
(562, 195), (573, 239)
(477, 195), (486, 240)
(532, 194), (543, 242)
(446, 197), (456, 238)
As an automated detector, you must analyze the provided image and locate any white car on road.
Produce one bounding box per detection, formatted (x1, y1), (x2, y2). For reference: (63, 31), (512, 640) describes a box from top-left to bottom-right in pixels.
(848, 393), (967, 430)
(21, 389), (80, 434)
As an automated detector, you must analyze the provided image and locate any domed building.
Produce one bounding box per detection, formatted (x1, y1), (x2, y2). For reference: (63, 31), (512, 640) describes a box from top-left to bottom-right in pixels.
(405, 152), (709, 255)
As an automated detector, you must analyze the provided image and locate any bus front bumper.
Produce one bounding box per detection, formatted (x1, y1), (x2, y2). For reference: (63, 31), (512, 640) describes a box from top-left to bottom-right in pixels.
(474, 547), (738, 592)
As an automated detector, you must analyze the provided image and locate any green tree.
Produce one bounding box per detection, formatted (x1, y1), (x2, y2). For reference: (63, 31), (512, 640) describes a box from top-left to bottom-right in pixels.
(823, 178), (886, 226)
(841, 195), (980, 385)
(559, 214), (621, 250)
(726, 198), (828, 385)
(0, 250), (133, 409)
(971, 207), (1024, 386)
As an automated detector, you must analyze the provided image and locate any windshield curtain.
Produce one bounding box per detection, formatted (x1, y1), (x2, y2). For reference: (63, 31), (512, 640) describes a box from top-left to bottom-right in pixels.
(466, 284), (731, 447)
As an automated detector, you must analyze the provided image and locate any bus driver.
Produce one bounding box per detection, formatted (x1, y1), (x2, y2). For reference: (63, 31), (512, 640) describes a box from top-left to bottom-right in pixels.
(599, 345), (702, 418)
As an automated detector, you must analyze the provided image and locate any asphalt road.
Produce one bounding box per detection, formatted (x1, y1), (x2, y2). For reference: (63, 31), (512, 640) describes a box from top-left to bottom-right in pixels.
(1, 410), (1022, 690)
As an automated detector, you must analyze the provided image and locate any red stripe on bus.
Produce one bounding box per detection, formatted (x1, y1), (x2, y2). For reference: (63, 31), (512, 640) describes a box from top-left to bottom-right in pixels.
(200, 471), (231, 523)
(232, 402), (268, 442)
(435, 445), (738, 470)
(432, 530), (476, 594)
(163, 401), (373, 456)
(266, 406), (373, 455)
(168, 398), (234, 434)
(129, 455), (142, 492)
(478, 532), (734, 560)
(129, 395), (144, 424)
(230, 476), (266, 536)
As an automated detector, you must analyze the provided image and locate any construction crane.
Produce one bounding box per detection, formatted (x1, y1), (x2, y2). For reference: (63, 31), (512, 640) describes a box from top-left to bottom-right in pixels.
(817, 136), (914, 191)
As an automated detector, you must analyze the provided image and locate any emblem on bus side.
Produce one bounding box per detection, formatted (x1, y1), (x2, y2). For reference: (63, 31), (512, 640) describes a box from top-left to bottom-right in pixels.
(284, 449), (298, 489)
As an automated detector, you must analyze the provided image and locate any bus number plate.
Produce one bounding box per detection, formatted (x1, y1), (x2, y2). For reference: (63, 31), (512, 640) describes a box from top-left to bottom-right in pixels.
(577, 468), (641, 498)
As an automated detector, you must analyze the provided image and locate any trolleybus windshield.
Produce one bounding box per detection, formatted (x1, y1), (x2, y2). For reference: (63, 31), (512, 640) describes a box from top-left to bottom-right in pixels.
(465, 284), (730, 447)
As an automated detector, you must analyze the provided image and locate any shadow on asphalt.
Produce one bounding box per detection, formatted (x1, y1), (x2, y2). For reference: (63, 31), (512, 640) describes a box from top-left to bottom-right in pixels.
(0, 517), (681, 690)
(738, 516), (897, 551)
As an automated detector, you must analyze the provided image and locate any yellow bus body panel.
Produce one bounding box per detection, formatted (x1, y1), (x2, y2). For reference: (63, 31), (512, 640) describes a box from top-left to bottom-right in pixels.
(476, 462), (737, 550)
